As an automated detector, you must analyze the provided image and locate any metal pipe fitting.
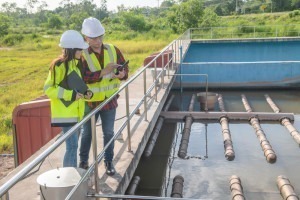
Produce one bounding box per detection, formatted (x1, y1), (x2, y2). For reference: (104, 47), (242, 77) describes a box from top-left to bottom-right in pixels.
(171, 175), (184, 198)
(126, 176), (141, 195)
(229, 175), (245, 200)
(218, 94), (235, 161)
(277, 175), (299, 200)
(242, 94), (277, 163)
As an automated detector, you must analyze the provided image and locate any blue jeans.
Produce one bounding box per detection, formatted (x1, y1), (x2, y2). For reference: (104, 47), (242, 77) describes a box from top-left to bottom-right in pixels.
(80, 106), (116, 164)
(61, 126), (79, 167)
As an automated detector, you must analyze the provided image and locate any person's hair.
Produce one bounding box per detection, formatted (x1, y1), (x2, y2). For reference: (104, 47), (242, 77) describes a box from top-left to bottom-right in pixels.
(49, 48), (77, 86)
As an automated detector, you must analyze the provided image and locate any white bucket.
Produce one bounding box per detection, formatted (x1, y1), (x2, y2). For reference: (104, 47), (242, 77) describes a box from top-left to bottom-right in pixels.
(197, 92), (218, 110)
(37, 167), (89, 200)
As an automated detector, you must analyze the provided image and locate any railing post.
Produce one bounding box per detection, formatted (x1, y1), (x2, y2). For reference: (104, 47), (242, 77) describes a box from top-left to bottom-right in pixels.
(154, 60), (158, 102)
(175, 41), (177, 68)
(179, 46), (183, 94)
(276, 25), (278, 37)
(254, 26), (256, 38)
(210, 27), (213, 39)
(0, 192), (9, 200)
(143, 70), (147, 121)
(125, 86), (132, 151)
(91, 115), (99, 194)
(162, 50), (165, 87)
(168, 48), (170, 77)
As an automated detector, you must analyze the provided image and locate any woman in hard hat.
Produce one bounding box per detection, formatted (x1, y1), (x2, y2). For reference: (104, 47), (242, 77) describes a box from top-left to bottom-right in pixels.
(79, 17), (128, 175)
(44, 30), (92, 167)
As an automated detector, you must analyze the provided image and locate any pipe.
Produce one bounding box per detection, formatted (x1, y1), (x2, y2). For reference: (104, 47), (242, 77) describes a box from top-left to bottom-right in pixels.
(281, 118), (300, 144)
(264, 94), (280, 113)
(241, 94), (277, 163)
(218, 94), (235, 161)
(220, 117), (235, 161)
(178, 116), (193, 158)
(277, 175), (299, 200)
(188, 94), (196, 112)
(144, 95), (175, 157)
(126, 176), (141, 195)
(178, 95), (196, 159)
(217, 94), (226, 112)
(160, 111), (294, 122)
(229, 175), (245, 200)
(265, 94), (300, 145)
(171, 175), (184, 198)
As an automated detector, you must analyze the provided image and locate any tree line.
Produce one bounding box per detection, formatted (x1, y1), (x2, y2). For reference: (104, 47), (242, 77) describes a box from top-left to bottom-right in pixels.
(0, 0), (299, 40)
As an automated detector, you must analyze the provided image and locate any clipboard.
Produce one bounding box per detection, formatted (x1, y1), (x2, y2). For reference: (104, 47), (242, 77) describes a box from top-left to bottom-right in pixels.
(67, 70), (88, 94)
(59, 71), (88, 107)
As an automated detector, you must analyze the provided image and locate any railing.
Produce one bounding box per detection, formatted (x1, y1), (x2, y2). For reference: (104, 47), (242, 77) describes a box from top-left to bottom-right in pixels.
(0, 34), (191, 199)
(189, 24), (300, 40)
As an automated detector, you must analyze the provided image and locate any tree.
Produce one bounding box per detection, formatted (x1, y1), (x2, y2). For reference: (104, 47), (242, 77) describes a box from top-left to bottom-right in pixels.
(96, 0), (109, 20)
(0, 14), (10, 36)
(26, 0), (39, 14)
(161, 0), (175, 8)
(120, 11), (150, 32)
(272, 0), (292, 11)
(199, 8), (220, 28)
(291, 0), (300, 9)
(1, 2), (17, 16)
(166, 0), (204, 33)
(68, 12), (89, 30)
(47, 14), (62, 29)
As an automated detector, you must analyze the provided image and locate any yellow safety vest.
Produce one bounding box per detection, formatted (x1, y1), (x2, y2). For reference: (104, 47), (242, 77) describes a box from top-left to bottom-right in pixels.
(44, 59), (85, 127)
(83, 44), (120, 101)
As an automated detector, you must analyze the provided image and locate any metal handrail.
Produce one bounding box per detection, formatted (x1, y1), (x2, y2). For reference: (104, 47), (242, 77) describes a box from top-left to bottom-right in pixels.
(0, 37), (182, 199)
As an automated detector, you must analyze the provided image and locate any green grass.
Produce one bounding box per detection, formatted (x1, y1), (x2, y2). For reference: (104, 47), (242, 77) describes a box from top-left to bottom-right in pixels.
(0, 33), (171, 153)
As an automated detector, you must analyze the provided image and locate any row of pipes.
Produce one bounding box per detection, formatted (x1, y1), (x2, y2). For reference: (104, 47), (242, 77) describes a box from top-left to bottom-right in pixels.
(127, 174), (298, 200)
(172, 93), (300, 163)
(229, 175), (299, 200)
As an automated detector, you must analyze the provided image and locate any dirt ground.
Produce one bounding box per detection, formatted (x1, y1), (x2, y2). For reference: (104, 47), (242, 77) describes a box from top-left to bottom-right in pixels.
(0, 156), (15, 180)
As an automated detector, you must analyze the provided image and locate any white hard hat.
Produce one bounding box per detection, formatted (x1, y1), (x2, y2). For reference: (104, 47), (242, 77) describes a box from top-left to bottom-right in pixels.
(59, 30), (89, 49)
(81, 17), (105, 37)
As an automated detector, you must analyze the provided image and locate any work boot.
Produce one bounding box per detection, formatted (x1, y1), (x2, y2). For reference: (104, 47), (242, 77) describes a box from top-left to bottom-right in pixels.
(105, 161), (116, 176)
(79, 161), (89, 170)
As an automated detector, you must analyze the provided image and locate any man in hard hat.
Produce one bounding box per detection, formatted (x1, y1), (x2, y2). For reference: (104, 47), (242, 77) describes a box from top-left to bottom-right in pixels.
(79, 17), (128, 176)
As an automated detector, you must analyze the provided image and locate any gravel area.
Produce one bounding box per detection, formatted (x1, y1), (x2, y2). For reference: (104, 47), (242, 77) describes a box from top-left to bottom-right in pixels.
(0, 156), (15, 180)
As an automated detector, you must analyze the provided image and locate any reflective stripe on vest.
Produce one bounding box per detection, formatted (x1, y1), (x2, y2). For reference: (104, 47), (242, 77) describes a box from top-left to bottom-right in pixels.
(83, 49), (98, 72)
(57, 87), (65, 99)
(89, 83), (119, 94)
(51, 117), (78, 124)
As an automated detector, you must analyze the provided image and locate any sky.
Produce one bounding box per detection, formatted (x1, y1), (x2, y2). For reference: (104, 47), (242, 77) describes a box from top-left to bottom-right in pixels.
(0, 0), (160, 11)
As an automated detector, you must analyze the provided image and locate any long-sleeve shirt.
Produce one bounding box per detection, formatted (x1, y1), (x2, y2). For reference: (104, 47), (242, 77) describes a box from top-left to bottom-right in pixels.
(81, 44), (129, 110)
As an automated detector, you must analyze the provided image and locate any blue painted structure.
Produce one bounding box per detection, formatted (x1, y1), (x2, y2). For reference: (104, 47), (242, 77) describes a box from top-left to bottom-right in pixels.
(176, 38), (300, 88)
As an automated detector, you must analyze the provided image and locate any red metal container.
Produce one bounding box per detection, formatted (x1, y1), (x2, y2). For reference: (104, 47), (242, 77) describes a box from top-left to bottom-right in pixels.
(12, 96), (61, 166)
(143, 50), (173, 68)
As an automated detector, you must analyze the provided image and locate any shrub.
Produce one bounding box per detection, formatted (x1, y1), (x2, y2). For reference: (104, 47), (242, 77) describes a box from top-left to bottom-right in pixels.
(2, 34), (24, 46)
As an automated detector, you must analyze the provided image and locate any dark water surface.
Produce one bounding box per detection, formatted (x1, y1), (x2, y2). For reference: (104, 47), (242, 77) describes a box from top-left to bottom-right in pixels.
(132, 89), (300, 200)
